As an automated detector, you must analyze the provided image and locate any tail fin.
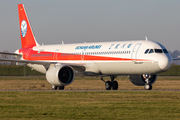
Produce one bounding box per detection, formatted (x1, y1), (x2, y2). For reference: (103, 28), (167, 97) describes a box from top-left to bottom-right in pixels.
(18, 4), (39, 48)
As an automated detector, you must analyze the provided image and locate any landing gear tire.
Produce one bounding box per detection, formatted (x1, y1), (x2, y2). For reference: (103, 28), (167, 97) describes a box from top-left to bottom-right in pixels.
(59, 86), (65, 90)
(105, 81), (111, 90)
(102, 76), (118, 90)
(52, 85), (57, 90)
(112, 81), (118, 90)
(144, 84), (152, 90)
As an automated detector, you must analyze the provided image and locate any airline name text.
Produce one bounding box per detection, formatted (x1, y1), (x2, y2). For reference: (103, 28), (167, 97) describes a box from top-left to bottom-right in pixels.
(75, 45), (102, 50)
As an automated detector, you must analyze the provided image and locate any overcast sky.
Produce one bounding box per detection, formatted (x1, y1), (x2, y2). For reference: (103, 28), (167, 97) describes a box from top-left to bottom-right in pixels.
(0, 0), (180, 52)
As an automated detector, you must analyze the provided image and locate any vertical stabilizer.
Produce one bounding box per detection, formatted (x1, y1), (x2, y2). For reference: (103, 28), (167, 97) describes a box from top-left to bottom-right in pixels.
(18, 4), (39, 48)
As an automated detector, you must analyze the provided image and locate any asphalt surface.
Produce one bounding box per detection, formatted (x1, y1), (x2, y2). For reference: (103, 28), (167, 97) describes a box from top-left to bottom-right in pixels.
(0, 89), (180, 92)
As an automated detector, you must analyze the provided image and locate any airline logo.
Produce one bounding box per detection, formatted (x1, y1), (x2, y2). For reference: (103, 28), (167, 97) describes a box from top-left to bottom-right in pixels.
(21, 20), (27, 37)
(75, 45), (102, 50)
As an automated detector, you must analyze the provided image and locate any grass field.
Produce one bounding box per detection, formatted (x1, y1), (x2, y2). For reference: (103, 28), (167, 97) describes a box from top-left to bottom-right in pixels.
(0, 76), (180, 119)
(0, 91), (180, 120)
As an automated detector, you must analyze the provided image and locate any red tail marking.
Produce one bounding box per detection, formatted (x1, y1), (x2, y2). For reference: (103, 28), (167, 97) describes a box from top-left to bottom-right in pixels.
(18, 4), (38, 48)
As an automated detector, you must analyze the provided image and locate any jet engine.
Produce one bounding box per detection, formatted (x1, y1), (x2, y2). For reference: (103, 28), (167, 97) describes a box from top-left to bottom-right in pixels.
(129, 74), (157, 86)
(46, 65), (75, 86)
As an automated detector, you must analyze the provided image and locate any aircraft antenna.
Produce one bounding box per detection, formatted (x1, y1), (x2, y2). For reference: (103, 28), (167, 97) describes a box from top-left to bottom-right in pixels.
(145, 36), (148, 41)
(62, 41), (64, 45)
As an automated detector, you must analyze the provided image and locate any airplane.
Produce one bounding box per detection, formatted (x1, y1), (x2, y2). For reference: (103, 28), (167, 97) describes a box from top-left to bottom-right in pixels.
(0, 4), (176, 90)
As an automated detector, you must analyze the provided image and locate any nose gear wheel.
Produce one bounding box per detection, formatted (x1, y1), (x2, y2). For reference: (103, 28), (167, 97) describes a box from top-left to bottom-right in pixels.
(143, 74), (153, 90)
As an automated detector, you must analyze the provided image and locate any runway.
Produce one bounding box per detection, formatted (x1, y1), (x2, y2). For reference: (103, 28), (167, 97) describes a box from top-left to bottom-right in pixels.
(1, 89), (180, 92)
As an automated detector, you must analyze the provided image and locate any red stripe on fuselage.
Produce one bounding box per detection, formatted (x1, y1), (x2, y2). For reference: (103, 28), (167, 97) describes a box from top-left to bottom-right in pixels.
(19, 48), (150, 61)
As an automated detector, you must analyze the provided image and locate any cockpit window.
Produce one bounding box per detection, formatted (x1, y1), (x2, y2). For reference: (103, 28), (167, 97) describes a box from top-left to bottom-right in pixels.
(144, 49), (149, 54)
(155, 49), (163, 53)
(149, 49), (154, 53)
(163, 49), (168, 53)
(144, 48), (168, 54)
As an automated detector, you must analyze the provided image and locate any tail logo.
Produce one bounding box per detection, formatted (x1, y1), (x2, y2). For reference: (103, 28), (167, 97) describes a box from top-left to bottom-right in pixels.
(21, 20), (27, 38)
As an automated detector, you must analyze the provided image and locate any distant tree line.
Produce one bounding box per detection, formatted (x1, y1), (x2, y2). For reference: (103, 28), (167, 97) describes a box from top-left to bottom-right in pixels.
(0, 65), (43, 76)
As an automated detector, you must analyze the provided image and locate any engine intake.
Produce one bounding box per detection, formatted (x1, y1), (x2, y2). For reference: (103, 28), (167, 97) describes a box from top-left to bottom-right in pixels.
(46, 65), (74, 86)
(129, 74), (157, 86)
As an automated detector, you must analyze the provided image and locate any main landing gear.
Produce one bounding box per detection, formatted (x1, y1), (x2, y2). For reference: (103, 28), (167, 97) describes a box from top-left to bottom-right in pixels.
(143, 74), (152, 90)
(51, 85), (65, 90)
(101, 75), (118, 90)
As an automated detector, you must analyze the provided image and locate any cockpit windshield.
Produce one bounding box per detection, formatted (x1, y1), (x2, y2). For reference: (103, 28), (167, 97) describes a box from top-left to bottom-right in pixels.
(163, 49), (168, 53)
(149, 49), (154, 53)
(155, 49), (163, 53)
(144, 49), (149, 54)
(144, 48), (168, 54)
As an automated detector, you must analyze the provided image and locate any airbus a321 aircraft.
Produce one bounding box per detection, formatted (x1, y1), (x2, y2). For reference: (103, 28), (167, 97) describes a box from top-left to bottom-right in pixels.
(0, 4), (176, 90)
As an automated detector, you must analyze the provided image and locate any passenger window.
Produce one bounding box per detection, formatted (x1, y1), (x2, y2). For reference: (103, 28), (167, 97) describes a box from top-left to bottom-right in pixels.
(144, 49), (149, 54)
(149, 49), (154, 53)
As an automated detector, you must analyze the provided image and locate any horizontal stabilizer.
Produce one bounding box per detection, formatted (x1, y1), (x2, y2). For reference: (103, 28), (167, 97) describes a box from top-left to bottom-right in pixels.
(172, 57), (180, 60)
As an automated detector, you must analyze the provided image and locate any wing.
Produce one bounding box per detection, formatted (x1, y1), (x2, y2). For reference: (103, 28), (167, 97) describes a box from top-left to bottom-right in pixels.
(0, 52), (21, 56)
(0, 58), (51, 65)
(0, 52), (85, 72)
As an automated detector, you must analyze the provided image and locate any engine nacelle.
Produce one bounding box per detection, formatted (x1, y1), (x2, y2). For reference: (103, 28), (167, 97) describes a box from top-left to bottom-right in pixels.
(46, 65), (75, 86)
(129, 74), (157, 86)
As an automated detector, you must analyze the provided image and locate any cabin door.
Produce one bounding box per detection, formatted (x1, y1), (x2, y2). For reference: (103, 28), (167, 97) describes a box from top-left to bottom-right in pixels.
(81, 50), (86, 60)
(53, 49), (59, 62)
(25, 48), (31, 60)
(131, 43), (141, 61)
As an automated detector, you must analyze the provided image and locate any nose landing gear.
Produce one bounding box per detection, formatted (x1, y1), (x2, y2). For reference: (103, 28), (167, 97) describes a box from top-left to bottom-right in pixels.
(143, 74), (152, 90)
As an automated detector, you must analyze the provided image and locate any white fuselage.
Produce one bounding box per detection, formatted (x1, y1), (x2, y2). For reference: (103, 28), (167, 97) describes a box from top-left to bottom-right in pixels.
(18, 40), (172, 75)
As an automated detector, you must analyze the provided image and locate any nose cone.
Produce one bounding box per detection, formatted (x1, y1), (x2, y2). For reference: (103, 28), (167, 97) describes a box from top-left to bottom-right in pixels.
(158, 55), (172, 71)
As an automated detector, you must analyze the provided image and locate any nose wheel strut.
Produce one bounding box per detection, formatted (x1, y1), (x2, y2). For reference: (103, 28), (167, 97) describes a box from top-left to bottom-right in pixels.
(143, 74), (152, 90)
